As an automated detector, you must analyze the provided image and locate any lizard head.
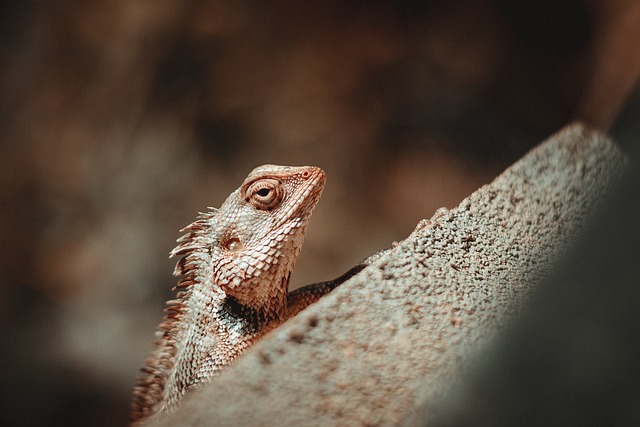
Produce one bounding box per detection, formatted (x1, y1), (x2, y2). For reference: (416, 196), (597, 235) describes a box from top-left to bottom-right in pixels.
(172, 164), (326, 318)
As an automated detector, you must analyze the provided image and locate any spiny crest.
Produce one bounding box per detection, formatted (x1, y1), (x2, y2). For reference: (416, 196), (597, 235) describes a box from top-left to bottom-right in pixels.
(131, 208), (218, 425)
(163, 208), (218, 325)
(170, 209), (217, 274)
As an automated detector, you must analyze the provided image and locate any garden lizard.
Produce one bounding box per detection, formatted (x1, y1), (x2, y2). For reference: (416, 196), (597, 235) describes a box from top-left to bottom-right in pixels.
(131, 164), (357, 425)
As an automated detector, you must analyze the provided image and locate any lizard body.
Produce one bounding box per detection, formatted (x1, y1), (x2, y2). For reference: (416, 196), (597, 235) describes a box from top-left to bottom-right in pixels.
(130, 165), (332, 425)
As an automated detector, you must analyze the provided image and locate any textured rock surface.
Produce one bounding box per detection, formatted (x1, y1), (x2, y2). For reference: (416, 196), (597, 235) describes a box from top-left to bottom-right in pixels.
(151, 123), (627, 427)
(424, 139), (640, 426)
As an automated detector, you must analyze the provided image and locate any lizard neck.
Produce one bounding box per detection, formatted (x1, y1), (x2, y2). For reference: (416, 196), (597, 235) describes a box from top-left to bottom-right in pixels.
(222, 294), (287, 326)
(157, 276), (287, 417)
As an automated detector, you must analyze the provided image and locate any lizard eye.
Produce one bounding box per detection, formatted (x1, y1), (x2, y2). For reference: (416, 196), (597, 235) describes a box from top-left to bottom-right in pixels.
(245, 178), (283, 210)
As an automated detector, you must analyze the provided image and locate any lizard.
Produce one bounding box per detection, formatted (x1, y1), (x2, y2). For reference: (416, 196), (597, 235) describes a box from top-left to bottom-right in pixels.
(131, 164), (364, 425)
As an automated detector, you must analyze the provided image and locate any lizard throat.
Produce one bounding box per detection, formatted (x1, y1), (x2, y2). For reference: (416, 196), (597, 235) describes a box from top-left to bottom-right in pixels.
(222, 270), (291, 317)
(220, 296), (269, 334)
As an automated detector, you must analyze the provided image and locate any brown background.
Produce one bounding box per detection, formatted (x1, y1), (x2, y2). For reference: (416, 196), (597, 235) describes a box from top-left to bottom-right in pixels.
(1, 1), (639, 426)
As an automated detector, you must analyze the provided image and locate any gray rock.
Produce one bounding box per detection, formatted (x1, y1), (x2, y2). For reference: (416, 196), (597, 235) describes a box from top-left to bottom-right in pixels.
(424, 132), (640, 427)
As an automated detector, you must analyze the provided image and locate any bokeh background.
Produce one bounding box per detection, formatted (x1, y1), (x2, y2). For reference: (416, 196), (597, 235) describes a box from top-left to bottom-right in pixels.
(1, 1), (639, 426)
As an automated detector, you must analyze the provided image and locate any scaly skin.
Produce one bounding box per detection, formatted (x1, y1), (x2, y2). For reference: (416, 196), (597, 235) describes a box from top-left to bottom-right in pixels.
(131, 165), (328, 425)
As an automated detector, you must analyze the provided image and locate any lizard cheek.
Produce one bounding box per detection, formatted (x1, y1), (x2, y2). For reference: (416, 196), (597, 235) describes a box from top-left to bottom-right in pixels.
(215, 250), (251, 283)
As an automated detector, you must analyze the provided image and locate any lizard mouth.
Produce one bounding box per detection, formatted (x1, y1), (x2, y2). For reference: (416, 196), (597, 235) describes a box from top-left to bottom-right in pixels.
(289, 166), (326, 213)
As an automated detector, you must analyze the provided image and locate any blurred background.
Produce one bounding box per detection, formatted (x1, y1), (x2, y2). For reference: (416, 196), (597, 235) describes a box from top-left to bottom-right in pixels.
(1, 0), (639, 426)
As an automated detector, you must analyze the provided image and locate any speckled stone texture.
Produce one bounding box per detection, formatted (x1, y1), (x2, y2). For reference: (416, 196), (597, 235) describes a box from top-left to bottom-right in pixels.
(150, 123), (627, 427)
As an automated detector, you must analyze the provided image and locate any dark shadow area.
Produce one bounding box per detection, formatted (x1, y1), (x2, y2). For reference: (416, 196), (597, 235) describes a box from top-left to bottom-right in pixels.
(429, 132), (640, 427)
